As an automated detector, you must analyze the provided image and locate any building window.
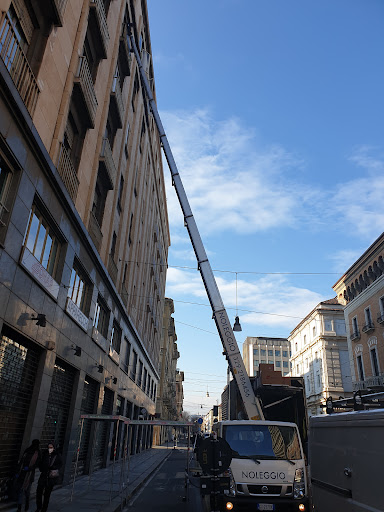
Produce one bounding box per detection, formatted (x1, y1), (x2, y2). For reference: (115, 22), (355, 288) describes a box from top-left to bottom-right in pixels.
(283, 361), (288, 368)
(117, 175), (124, 214)
(130, 350), (137, 381)
(275, 350), (280, 357)
(260, 349), (266, 356)
(282, 351), (288, 358)
(268, 360), (274, 365)
(306, 376), (311, 393)
(123, 337), (131, 374)
(316, 371), (321, 388)
(253, 348), (259, 356)
(364, 307), (373, 328)
(296, 364), (300, 374)
(295, 342), (298, 352)
(68, 263), (89, 313)
(92, 170), (109, 226)
(352, 316), (359, 337)
(379, 296), (384, 316)
(110, 231), (117, 260)
(260, 359), (266, 364)
(356, 354), (365, 381)
(313, 325), (316, 337)
(276, 361), (281, 368)
(324, 319), (333, 332)
(0, 155), (13, 227)
(268, 350), (273, 356)
(303, 335), (307, 344)
(370, 347), (380, 377)
(93, 296), (109, 338)
(110, 321), (122, 354)
(23, 204), (61, 277)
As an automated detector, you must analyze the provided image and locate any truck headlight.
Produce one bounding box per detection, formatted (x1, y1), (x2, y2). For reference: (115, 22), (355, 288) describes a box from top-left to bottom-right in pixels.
(293, 468), (305, 499)
(223, 468), (236, 496)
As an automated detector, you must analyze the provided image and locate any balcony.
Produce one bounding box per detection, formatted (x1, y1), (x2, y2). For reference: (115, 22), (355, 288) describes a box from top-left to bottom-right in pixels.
(377, 313), (384, 324)
(353, 374), (384, 391)
(108, 253), (118, 285)
(73, 56), (98, 129)
(89, 0), (109, 59)
(88, 211), (103, 252)
(110, 75), (124, 129)
(350, 330), (360, 342)
(119, 22), (131, 77)
(0, 14), (40, 116)
(56, 143), (79, 201)
(99, 137), (116, 189)
(362, 322), (375, 334)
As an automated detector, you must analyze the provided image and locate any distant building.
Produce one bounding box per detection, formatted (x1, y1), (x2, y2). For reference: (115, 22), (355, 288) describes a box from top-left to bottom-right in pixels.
(175, 370), (184, 420)
(243, 337), (291, 376)
(333, 233), (384, 392)
(289, 298), (353, 416)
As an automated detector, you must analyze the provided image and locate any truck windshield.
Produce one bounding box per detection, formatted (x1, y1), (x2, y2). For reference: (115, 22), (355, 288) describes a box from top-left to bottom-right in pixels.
(223, 424), (302, 461)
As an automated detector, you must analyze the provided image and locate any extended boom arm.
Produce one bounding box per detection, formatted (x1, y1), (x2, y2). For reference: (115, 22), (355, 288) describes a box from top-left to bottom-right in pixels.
(128, 28), (264, 421)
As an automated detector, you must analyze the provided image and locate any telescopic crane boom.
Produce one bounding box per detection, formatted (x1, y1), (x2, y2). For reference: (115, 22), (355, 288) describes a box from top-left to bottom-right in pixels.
(128, 27), (264, 421)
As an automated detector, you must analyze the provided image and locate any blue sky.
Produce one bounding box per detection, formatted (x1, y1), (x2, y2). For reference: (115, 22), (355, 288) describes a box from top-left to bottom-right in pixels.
(146, 0), (384, 416)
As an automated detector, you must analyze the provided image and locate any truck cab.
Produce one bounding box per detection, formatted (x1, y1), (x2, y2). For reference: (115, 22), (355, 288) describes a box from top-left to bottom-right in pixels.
(212, 420), (309, 511)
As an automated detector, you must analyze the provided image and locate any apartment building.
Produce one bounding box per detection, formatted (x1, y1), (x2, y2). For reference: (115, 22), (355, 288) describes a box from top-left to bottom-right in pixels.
(0, 0), (169, 497)
(333, 233), (384, 392)
(289, 299), (353, 416)
(243, 336), (291, 377)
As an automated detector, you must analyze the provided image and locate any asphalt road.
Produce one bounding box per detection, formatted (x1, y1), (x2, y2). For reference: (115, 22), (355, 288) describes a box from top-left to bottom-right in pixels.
(125, 444), (204, 512)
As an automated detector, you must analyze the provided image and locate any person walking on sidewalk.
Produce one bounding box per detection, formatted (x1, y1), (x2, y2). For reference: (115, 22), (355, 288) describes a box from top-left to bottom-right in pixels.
(15, 439), (41, 512)
(35, 442), (62, 512)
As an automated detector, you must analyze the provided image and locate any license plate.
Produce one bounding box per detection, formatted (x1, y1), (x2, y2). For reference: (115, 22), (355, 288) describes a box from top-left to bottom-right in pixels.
(257, 505), (275, 511)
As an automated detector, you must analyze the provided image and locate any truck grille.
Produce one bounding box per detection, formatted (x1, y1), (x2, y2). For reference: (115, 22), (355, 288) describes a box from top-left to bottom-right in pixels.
(248, 485), (282, 495)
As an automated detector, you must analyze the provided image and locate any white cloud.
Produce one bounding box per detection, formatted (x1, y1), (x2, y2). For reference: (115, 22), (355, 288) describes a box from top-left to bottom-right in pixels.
(166, 267), (324, 331)
(332, 147), (384, 241)
(161, 109), (309, 236)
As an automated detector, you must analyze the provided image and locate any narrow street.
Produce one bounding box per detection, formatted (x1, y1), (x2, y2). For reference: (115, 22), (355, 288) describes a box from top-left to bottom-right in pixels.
(125, 442), (203, 512)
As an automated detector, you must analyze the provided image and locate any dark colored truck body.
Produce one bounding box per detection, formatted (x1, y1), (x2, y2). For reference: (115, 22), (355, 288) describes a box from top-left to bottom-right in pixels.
(221, 364), (308, 450)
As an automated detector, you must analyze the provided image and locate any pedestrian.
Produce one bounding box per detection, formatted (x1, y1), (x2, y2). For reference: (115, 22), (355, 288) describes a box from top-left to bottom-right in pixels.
(14, 439), (41, 512)
(35, 442), (62, 512)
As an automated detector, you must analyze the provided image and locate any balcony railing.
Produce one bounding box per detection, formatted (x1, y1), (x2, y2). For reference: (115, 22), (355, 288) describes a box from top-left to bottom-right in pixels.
(119, 22), (131, 77)
(110, 74), (124, 128)
(56, 143), (79, 201)
(0, 14), (40, 116)
(362, 322), (374, 333)
(89, 0), (109, 59)
(353, 374), (384, 391)
(74, 56), (98, 128)
(108, 253), (118, 284)
(350, 330), (360, 341)
(88, 210), (103, 252)
(100, 137), (116, 189)
(377, 313), (384, 324)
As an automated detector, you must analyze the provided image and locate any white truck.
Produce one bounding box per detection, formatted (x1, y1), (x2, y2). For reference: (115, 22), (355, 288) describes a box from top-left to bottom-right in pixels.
(128, 25), (309, 512)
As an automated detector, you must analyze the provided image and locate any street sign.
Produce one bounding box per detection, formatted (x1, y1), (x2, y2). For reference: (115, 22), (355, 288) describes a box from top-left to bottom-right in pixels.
(197, 417), (203, 424)
(197, 437), (232, 474)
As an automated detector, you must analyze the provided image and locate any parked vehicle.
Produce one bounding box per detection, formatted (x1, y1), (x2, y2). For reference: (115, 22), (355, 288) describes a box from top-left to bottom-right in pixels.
(310, 404), (384, 512)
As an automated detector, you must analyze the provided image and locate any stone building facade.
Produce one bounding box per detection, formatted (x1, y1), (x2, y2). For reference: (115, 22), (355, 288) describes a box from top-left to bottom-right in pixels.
(333, 233), (384, 392)
(0, 0), (169, 498)
(288, 299), (353, 416)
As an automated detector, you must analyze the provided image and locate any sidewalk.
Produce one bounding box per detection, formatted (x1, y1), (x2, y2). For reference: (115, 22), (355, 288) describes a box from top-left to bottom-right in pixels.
(4, 444), (173, 512)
